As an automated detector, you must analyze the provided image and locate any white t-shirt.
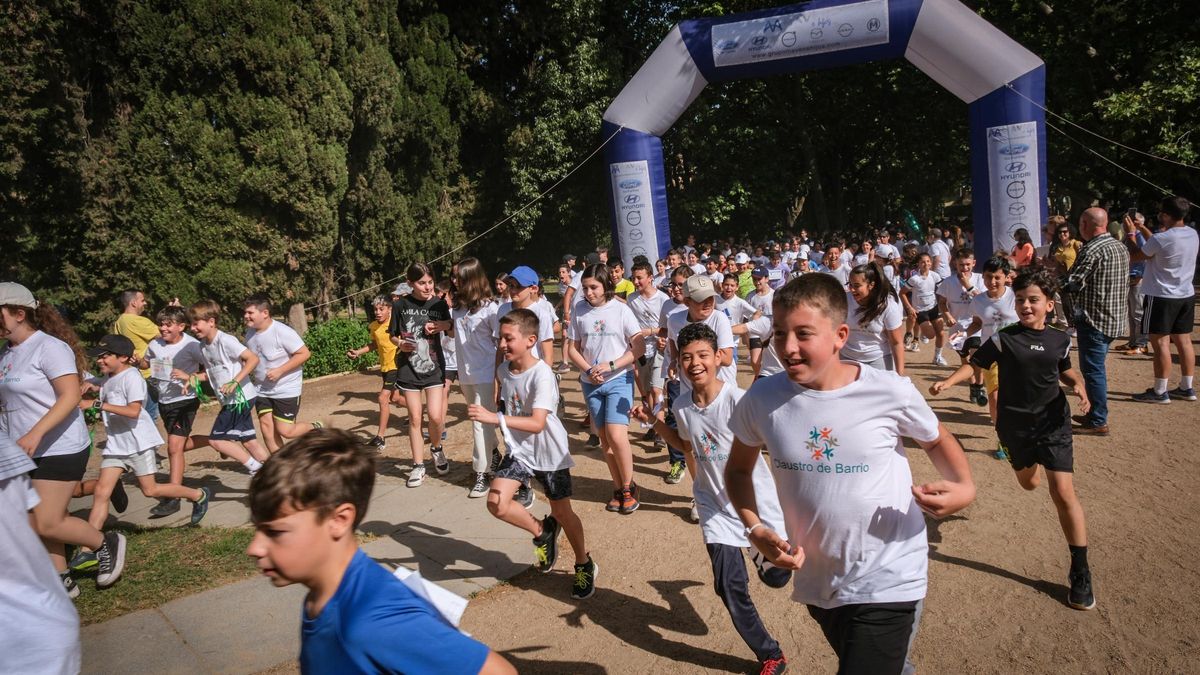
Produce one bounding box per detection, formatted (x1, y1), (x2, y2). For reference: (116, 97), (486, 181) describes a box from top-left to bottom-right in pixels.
(0, 331), (90, 458)
(748, 289), (774, 318)
(717, 295), (757, 326)
(969, 288), (1018, 341)
(839, 250), (853, 267)
(936, 273), (985, 336)
(245, 320), (306, 398)
(730, 365), (941, 608)
(824, 266), (851, 288)
(1141, 226), (1199, 299)
(928, 240), (953, 277)
(440, 332), (456, 371)
(666, 310), (737, 393)
(98, 367), (164, 457)
(842, 293), (904, 363)
(499, 361), (573, 472)
(904, 272), (942, 312)
(452, 302), (499, 386)
(493, 300), (557, 360)
(628, 290), (668, 360)
(145, 334), (204, 404)
(809, 249), (825, 265)
(875, 243), (899, 260)
(852, 253), (869, 267)
(743, 316), (783, 377)
(689, 263), (706, 276)
(707, 271), (725, 286)
(570, 300), (640, 381)
(199, 331), (259, 405)
(674, 382), (785, 547)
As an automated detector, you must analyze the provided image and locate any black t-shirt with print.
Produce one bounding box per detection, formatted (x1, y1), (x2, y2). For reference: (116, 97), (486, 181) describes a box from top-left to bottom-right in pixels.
(388, 294), (450, 388)
(971, 323), (1073, 433)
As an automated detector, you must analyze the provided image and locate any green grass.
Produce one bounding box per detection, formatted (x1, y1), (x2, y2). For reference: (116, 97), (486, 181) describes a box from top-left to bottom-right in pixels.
(74, 526), (257, 625)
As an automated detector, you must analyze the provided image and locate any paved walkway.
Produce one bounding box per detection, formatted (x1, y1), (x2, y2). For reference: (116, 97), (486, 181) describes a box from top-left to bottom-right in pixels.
(76, 372), (550, 674)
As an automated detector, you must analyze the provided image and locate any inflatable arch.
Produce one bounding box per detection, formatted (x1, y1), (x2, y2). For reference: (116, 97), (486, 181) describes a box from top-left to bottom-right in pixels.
(602, 0), (1046, 270)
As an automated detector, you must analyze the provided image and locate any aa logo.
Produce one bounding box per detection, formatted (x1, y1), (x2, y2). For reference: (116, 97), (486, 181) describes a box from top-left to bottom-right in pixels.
(806, 426), (838, 461)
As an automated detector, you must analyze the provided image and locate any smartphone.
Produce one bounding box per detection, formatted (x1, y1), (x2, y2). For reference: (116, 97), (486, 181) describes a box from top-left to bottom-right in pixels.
(1126, 207), (1137, 220)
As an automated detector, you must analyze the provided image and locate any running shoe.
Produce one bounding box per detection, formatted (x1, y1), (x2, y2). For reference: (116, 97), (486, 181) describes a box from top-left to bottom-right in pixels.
(993, 444), (1009, 461)
(149, 498), (181, 518)
(606, 489), (622, 513)
(665, 460), (685, 484)
(68, 549), (97, 572)
(920, 335), (930, 343)
(585, 434), (600, 448)
(642, 428), (656, 442)
(1168, 386), (1197, 401)
(905, 342), (920, 352)
(406, 463), (427, 488)
(489, 448), (503, 474)
(515, 483), (535, 509)
(533, 515), (560, 573)
(311, 421), (325, 430)
(364, 435), (386, 450)
(759, 656), (788, 675)
(970, 384), (988, 407)
(619, 483), (640, 514)
(111, 478), (129, 514)
(95, 531), (127, 588)
(60, 571), (80, 600)
(933, 352), (948, 366)
(431, 446), (450, 475)
(689, 499), (699, 523)
(1068, 569), (1096, 610)
(1132, 388), (1170, 404)
(469, 472), (488, 498)
(190, 487), (211, 526)
(571, 555), (598, 600)
(555, 362), (571, 374)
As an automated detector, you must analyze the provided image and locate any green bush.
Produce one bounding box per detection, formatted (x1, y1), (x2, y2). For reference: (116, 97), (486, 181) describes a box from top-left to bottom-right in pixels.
(303, 318), (378, 378)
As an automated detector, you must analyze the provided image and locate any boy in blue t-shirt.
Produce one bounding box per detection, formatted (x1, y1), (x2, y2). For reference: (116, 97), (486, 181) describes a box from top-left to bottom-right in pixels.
(246, 429), (515, 675)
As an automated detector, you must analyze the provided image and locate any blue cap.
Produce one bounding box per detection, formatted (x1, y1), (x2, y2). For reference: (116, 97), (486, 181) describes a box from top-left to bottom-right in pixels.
(751, 266), (770, 278)
(508, 266), (540, 289)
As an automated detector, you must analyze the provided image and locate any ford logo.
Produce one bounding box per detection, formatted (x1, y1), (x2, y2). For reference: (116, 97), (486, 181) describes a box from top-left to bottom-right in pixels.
(716, 39), (739, 52)
(619, 179), (641, 189)
(997, 144), (1029, 156)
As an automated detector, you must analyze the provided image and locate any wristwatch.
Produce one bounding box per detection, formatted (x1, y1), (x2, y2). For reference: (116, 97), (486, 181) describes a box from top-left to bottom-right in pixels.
(608, 360), (617, 371)
(91, 400), (102, 411)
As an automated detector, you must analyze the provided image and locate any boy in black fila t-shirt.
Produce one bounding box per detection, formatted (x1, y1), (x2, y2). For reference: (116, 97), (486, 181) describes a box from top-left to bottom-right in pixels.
(931, 268), (1096, 611)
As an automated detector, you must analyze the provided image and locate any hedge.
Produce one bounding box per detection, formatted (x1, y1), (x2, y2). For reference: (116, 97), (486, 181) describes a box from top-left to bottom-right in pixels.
(302, 318), (378, 379)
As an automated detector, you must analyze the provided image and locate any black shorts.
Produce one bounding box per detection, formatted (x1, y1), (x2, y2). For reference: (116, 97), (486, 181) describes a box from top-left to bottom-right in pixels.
(915, 308), (940, 324)
(30, 444), (91, 482)
(748, 337), (764, 350)
(997, 407), (1073, 473)
(956, 336), (982, 358)
(444, 370), (459, 383)
(494, 454), (572, 500)
(807, 600), (920, 674)
(211, 399), (258, 442)
(1142, 295), (1195, 336)
(380, 370), (401, 391)
(159, 398), (200, 438)
(255, 396), (301, 423)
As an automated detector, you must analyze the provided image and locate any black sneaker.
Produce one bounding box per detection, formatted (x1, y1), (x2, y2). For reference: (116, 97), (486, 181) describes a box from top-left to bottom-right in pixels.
(585, 434), (600, 448)
(111, 478), (129, 514)
(190, 487), (211, 526)
(60, 571), (80, 600)
(468, 472), (489, 498)
(533, 515), (560, 573)
(149, 498), (181, 518)
(571, 555), (598, 600)
(364, 435), (385, 450)
(431, 446), (450, 475)
(515, 483), (535, 510)
(1068, 569), (1096, 610)
(95, 531), (127, 588)
(489, 448), (503, 474)
(642, 428), (656, 442)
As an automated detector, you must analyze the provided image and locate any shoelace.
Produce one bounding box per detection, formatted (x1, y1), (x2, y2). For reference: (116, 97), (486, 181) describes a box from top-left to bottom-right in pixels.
(534, 543), (549, 566)
(574, 565), (592, 589)
(760, 657), (785, 675)
(96, 540), (111, 569)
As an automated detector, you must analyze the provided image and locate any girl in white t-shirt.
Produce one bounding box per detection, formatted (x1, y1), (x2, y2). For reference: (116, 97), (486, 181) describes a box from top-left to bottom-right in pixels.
(843, 264), (906, 375)
(451, 258), (500, 498)
(0, 286), (122, 596)
(569, 264), (643, 514)
(900, 253), (947, 365)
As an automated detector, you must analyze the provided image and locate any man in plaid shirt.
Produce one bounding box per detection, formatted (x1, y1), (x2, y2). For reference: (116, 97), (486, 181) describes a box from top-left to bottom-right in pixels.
(1066, 207), (1130, 435)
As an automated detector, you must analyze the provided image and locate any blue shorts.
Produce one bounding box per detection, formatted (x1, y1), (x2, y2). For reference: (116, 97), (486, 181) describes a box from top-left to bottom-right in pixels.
(581, 371), (634, 426)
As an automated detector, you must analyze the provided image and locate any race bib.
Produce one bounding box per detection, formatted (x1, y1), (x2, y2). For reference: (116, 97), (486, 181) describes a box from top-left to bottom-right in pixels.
(149, 357), (172, 381)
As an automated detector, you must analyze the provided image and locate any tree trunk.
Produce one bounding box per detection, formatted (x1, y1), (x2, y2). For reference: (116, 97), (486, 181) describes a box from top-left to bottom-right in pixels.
(288, 302), (309, 336)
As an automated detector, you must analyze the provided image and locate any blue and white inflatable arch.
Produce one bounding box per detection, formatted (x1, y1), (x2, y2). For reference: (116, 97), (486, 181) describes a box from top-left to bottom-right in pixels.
(602, 0), (1046, 270)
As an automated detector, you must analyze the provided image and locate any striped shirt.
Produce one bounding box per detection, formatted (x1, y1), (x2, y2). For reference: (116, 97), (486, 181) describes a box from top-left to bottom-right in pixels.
(1067, 234), (1129, 338)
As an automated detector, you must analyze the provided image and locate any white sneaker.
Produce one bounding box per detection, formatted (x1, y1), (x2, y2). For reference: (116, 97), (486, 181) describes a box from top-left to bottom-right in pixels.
(431, 447), (449, 475)
(934, 353), (948, 366)
(920, 335), (930, 344)
(906, 342), (920, 352)
(406, 464), (427, 488)
(689, 500), (699, 523)
(469, 472), (488, 498)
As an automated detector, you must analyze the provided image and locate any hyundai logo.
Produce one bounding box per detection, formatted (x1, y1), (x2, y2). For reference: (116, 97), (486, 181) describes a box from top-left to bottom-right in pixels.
(752, 35), (769, 47)
(619, 179), (641, 190)
(624, 194), (639, 204)
(997, 143), (1029, 156)
(1005, 161), (1027, 173)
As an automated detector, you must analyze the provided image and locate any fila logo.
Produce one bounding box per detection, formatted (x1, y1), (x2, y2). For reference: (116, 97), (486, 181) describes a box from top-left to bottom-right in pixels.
(1029, 344), (1044, 351)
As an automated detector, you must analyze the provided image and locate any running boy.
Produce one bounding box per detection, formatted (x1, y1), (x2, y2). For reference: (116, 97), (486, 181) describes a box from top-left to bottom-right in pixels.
(467, 309), (597, 599)
(936, 248), (986, 406)
(631, 323), (790, 674)
(346, 296), (401, 450)
(930, 269), (1095, 610)
(244, 295), (319, 452)
(246, 429), (515, 674)
(72, 335), (209, 572)
(726, 274), (975, 674)
(963, 256), (1018, 458)
(189, 300), (270, 473)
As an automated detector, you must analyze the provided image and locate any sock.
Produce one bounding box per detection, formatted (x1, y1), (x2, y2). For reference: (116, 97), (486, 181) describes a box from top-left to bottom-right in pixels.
(935, 347), (943, 356)
(1155, 378), (1169, 395)
(1183, 376), (1194, 390)
(1069, 544), (1088, 574)
(244, 457), (263, 473)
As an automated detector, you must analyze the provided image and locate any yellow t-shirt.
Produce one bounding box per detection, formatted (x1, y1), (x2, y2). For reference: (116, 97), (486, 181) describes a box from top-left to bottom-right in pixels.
(614, 279), (636, 298)
(370, 320), (397, 373)
(1053, 239), (1081, 271)
(111, 314), (160, 377)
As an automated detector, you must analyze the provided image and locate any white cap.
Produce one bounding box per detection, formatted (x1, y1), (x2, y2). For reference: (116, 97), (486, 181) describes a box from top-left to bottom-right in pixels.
(0, 282), (38, 309)
(393, 282), (412, 296)
(734, 252), (750, 265)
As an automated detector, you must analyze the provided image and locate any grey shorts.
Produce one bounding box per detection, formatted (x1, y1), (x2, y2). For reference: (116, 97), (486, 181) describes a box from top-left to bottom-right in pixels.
(100, 448), (159, 476)
(494, 454), (572, 501)
(636, 352), (665, 392)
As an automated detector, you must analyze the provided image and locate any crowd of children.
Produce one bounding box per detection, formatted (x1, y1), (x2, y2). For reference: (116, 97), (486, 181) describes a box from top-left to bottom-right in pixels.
(2, 197), (1195, 673)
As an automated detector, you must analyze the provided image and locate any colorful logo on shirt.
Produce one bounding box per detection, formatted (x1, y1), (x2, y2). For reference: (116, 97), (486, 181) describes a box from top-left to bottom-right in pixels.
(695, 430), (726, 462)
(507, 392), (526, 417)
(806, 426), (838, 461)
(591, 319), (606, 334)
